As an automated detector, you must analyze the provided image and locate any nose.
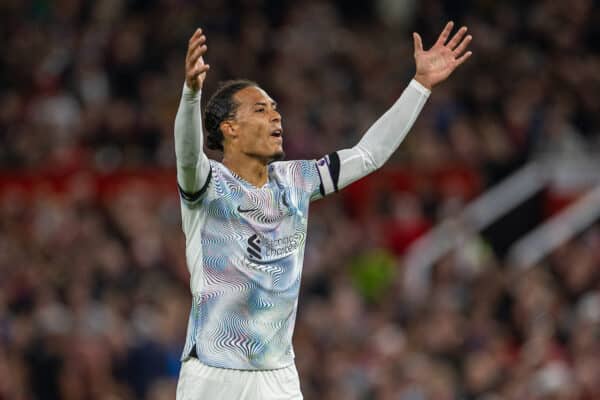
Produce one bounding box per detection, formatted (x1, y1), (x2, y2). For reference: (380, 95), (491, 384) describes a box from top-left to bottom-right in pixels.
(271, 109), (281, 123)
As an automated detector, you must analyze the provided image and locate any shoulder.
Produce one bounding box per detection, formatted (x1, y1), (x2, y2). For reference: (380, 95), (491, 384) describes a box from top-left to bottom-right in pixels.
(269, 159), (317, 179)
(179, 160), (225, 208)
(207, 159), (230, 184)
(269, 159), (321, 193)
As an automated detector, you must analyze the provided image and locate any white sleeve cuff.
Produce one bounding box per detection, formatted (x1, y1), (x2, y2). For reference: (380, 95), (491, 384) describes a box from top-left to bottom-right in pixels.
(183, 82), (201, 100)
(409, 79), (431, 97)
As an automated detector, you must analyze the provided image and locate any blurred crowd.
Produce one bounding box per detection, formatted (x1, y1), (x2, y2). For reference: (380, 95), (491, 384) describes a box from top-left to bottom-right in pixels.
(1, 0), (600, 399)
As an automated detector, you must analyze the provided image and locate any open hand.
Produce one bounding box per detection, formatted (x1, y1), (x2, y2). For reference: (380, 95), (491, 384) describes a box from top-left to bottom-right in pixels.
(413, 22), (472, 90)
(185, 28), (210, 91)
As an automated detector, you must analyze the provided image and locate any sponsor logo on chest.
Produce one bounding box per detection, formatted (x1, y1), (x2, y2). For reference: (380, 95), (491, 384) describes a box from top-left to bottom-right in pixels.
(246, 231), (305, 261)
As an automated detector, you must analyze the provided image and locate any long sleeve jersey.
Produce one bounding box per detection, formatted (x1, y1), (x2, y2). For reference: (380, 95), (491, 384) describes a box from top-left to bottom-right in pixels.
(174, 79), (430, 370)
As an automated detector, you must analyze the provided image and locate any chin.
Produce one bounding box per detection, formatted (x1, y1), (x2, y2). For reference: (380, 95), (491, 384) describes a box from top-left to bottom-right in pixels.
(269, 150), (286, 162)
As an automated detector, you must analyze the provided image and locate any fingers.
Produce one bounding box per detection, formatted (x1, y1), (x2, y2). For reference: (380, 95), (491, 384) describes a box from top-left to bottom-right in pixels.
(188, 56), (210, 87)
(413, 32), (424, 53)
(188, 28), (203, 44)
(186, 28), (208, 69)
(455, 50), (473, 67)
(194, 57), (210, 74)
(435, 21), (454, 47)
(185, 28), (210, 89)
(453, 34), (472, 56)
(188, 34), (207, 57)
(188, 42), (207, 66)
(447, 26), (467, 50)
(190, 65), (210, 81)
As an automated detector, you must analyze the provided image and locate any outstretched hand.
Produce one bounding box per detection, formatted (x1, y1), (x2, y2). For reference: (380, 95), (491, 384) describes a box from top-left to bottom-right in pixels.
(413, 22), (472, 90)
(185, 28), (210, 91)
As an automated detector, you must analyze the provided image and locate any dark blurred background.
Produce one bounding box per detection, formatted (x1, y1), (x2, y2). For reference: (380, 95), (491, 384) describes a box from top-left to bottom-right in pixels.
(1, 0), (600, 399)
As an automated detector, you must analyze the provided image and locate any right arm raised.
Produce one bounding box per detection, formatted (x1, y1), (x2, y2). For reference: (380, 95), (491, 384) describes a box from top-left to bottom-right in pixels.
(175, 29), (211, 200)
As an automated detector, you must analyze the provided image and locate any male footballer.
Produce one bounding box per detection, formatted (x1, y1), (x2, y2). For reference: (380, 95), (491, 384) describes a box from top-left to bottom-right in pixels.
(174, 21), (472, 399)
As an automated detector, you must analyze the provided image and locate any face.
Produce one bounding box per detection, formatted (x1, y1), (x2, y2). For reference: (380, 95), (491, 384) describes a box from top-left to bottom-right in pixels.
(222, 86), (284, 162)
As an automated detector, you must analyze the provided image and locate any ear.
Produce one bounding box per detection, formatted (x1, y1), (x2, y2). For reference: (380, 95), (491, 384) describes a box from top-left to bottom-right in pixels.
(220, 120), (238, 141)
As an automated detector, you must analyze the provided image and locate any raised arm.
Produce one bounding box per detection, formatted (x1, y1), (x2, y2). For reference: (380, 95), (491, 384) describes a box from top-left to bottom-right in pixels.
(316, 22), (472, 196)
(174, 28), (212, 201)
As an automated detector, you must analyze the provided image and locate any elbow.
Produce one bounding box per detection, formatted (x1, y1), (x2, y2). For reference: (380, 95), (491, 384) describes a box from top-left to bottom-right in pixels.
(371, 156), (386, 171)
(355, 144), (385, 173)
(367, 158), (384, 173)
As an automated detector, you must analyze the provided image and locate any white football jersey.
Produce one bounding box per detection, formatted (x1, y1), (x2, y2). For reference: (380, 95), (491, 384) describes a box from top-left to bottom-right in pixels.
(179, 158), (336, 370)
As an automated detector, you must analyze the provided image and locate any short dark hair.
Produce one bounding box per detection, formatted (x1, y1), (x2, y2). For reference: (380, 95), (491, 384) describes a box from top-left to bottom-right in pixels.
(204, 79), (258, 151)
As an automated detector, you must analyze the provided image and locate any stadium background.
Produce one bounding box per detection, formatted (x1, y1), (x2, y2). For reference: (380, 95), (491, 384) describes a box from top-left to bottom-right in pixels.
(1, 0), (600, 399)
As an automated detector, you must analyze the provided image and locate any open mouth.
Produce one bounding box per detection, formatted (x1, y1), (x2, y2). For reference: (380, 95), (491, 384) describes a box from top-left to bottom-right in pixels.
(270, 129), (283, 138)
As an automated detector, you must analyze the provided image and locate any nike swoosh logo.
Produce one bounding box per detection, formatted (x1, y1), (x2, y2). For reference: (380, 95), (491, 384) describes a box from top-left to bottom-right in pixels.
(238, 206), (259, 213)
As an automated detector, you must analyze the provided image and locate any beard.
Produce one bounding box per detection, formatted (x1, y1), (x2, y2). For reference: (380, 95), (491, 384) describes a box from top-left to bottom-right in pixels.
(244, 142), (285, 164)
(269, 149), (286, 163)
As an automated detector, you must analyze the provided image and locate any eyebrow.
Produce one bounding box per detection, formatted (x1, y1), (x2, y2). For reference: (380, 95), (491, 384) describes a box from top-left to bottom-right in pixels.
(254, 101), (277, 108)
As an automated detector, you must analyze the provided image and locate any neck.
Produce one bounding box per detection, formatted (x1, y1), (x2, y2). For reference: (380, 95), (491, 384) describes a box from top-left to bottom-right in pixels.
(222, 152), (269, 188)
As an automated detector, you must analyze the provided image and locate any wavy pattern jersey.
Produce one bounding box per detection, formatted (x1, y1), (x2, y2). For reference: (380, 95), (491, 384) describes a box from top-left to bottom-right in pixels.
(179, 159), (330, 370)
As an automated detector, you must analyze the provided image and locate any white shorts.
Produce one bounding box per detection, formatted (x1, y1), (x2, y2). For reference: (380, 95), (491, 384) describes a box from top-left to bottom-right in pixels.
(176, 358), (303, 400)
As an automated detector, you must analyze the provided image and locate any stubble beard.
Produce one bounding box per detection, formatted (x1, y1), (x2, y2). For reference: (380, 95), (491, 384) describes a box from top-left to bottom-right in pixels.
(270, 150), (285, 162)
(243, 143), (285, 163)
(248, 149), (285, 164)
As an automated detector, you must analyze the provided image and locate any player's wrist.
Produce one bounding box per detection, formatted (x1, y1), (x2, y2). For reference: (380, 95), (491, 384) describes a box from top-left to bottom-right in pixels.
(413, 74), (433, 90)
(183, 81), (202, 98)
(409, 77), (432, 96)
(183, 79), (202, 94)
(185, 79), (201, 92)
